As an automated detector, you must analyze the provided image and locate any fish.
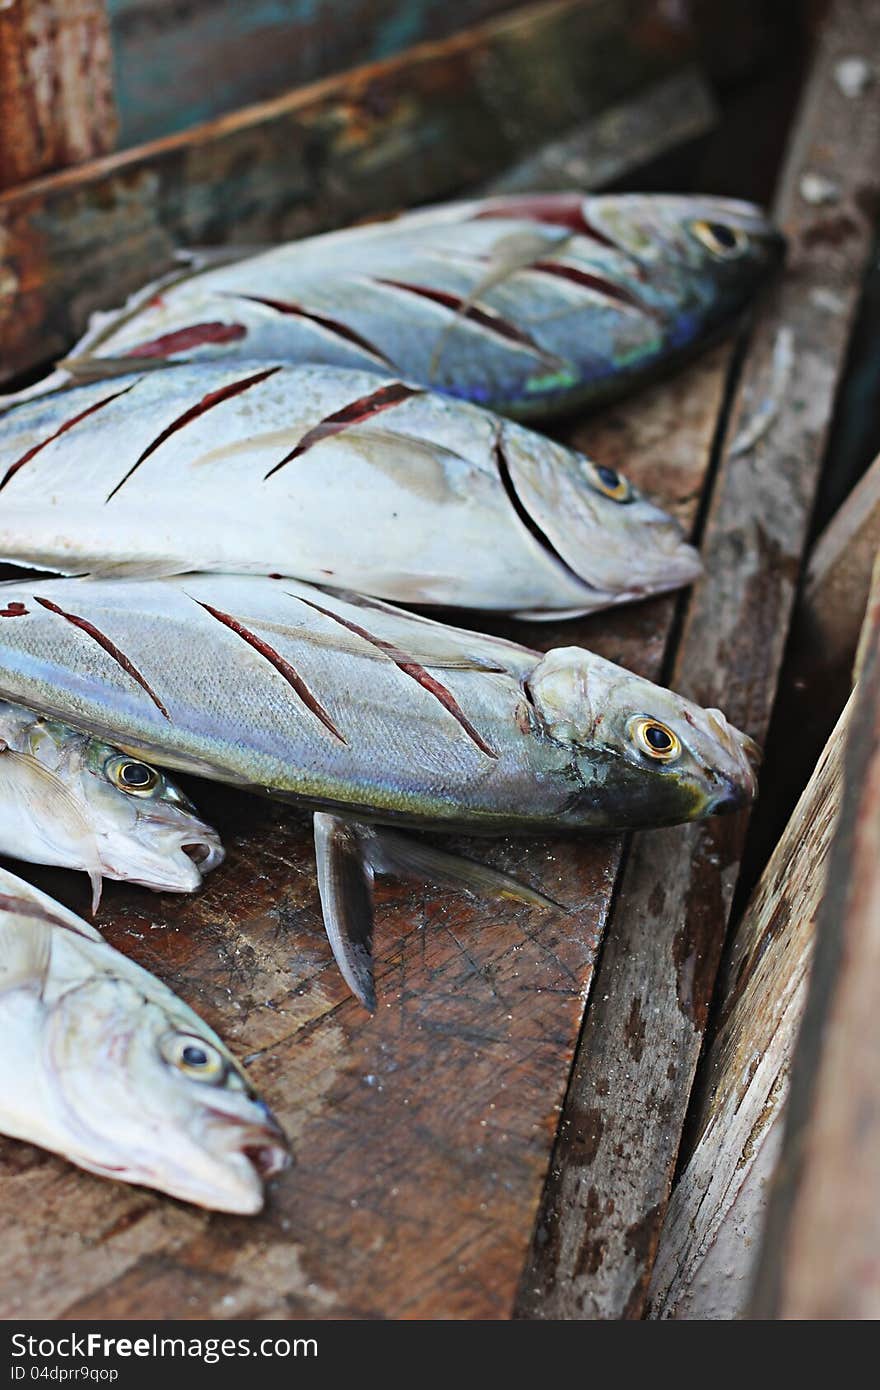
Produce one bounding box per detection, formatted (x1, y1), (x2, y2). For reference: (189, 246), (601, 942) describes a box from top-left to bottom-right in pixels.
(5, 193), (785, 420)
(0, 864), (289, 1211)
(0, 361), (700, 619)
(0, 699), (223, 909)
(0, 574), (760, 1006)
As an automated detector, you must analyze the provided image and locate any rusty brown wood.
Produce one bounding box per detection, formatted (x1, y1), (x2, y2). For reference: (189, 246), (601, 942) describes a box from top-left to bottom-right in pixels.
(0, 345), (724, 1320)
(751, 558), (880, 1320)
(0, 0), (117, 190)
(517, 0), (880, 1321)
(648, 692), (852, 1319)
(0, 0), (693, 383)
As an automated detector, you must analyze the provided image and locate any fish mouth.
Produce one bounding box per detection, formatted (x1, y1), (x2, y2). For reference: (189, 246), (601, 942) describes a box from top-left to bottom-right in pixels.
(181, 839), (225, 874)
(203, 1104), (292, 1209)
(99, 832), (225, 894)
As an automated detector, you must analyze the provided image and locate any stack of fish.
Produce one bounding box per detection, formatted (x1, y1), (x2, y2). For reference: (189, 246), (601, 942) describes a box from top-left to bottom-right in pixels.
(0, 192), (782, 1211)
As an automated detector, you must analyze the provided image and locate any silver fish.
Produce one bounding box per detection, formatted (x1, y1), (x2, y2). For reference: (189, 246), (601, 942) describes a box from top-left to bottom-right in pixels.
(0, 699), (223, 909)
(0, 865), (289, 1211)
(0, 362), (700, 618)
(0, 575), (759, 1006)
(12, 193), (785, 420)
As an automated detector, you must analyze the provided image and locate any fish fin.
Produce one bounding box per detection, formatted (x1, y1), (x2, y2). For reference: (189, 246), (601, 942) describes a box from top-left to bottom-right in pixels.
(57, 354), (179, 383)
(510, 606), (593, 621)
(363, 827), (566, 912)
(0, 913), (51, 993)
(174, 244), (274, 269)
(81, 558), (192, 580)
(89, 871), (103, 915)
(313, 813), (377, 1013)
(429, 226), (572, 374)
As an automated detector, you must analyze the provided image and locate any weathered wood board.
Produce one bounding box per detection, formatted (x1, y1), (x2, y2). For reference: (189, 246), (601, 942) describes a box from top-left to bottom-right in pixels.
(752, 558), (880, 1320)
(0, 0), (693, 384)
(517, 0), (880, 1321)
(0, 347), (725, 1320)
(106, 0), (518, 146)
(648, 693), (852, 1319)
(0, 0), (117, 189)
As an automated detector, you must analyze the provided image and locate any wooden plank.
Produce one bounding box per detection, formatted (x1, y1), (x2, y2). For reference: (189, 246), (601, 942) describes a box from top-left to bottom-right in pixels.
(647, 692), (852, 1319)
(0, 0), (117, 189)
(517, 0), (880, 1321)
(485, 65), (717, 194)
(0, 0), (693, 384)
(801, 449), (880, 690)
(0, 346), (723, 1320)
(751, 558), (880, 1320)
(107, 0), (517, 146)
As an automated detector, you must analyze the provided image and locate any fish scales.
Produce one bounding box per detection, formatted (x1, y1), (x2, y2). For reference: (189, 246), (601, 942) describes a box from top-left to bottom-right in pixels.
(0, 361), (700, 617)
(19, 193), (784, 420)
(0, 574), (758, 835)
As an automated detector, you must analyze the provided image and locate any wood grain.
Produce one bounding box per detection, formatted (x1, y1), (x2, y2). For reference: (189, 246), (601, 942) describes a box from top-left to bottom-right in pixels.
(106, 0), (517, 146)
(801, 449), (880, 690)
(0, 0), (117, 189)
(517, 0), (880, 1321)
(0, 348), (721, 1321)
(751, 558), (880, 1319)
(0, 0), (693, 383)
(648, 694), (852, 1319)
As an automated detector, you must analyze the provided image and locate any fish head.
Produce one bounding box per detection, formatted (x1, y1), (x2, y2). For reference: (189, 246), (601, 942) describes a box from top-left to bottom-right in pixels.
(503, 428), (702, 605)
(582, 193), (786, 322)
(46, 975), (290, 1212)
(526, 647), (759, 827)
(76, 739), (225, 892)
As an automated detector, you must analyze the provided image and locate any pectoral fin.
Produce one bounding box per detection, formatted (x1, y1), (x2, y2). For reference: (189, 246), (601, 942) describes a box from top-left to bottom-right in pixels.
(0, 913), (51, 994)
(363, 827), (565, 912)
(314, 814), (564, 1011)
(58, 354), (178, 383)
(313, 813), (377, 1013)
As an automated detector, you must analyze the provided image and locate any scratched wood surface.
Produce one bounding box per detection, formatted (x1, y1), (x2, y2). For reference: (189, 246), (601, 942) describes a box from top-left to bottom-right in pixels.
(517, 0), (880, 1320)
(0, 0), (693, 385)
(752, 558), (880, 1319)
(0, 344), (725, 1320)
(0, 0), (117, 189)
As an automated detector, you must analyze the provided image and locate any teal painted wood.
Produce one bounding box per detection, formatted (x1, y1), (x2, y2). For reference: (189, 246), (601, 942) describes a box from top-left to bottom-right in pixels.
(107, 0), (517, 146)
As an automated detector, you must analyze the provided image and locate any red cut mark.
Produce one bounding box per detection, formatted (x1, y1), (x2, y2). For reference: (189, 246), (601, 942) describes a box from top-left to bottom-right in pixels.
(105, 366), (281, 502)
(263, 381), (421, 480)
(474, 196), (644, 276)
(476, 195), (618, 247)
(0, 602), (27, 617)
(531, 262), (657, 318)
(227, 295), (393, 368)
(374, 278), (547, 356)
(126, 322), (248, 358)
(195, 600), (346, 744)
(0, 384), (135, 494)
(292, 592), (497, 759)
(33, 596), (171, 720)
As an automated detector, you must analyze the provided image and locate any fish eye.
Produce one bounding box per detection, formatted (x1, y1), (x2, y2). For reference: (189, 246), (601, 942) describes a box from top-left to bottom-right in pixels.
(630, 717), (681, 762)
(691, 220), (748, 259)
(587, 462), (633, 503)
(106, 755), (160, 797)
(160, 1033), (228, 1083)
